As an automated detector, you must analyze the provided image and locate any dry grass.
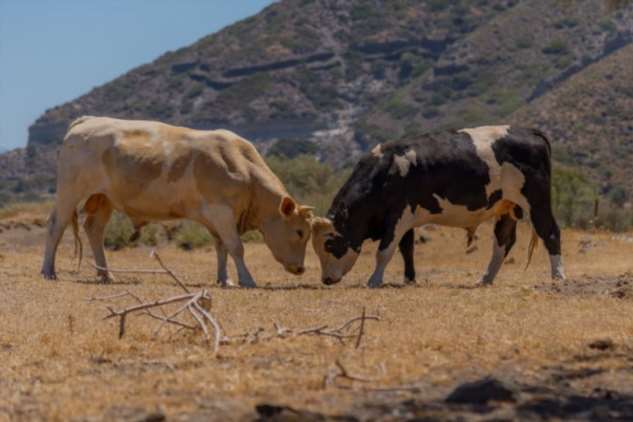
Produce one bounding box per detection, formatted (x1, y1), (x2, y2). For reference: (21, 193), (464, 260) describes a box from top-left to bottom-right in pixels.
(2, 220), (633, 420)
(0, 200), (53, 221)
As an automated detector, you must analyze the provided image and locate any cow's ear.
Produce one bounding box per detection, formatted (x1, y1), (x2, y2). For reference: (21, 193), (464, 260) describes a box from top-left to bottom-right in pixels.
(280, 196), (297, 217)
(299, 205), (315, 219)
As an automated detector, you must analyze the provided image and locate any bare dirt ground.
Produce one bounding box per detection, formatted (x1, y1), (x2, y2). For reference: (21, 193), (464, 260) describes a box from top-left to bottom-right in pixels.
(2, 208), (633, 421)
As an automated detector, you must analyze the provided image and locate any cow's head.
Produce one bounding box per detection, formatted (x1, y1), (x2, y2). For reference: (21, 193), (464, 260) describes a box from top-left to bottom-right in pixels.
(311, 217), (360, 285)
(260, 197), (313, 275)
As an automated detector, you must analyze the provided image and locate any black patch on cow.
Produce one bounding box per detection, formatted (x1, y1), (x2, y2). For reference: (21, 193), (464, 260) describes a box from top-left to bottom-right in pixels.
(326, 130), (493, 256)
(491, 127), (561, 255)
(325, 234), (356, 259)
(487, 189), (502, 209)
(399, 229), (416, 281)
(513, 205), (524, 220)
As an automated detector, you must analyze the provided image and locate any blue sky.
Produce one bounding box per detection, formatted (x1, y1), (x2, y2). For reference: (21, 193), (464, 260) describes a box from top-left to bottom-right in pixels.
(0, 0), (274, 151)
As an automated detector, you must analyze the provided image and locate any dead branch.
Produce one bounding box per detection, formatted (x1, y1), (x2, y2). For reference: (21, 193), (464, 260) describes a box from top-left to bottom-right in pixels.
(89, 255), (379, 357)
(92, 264), (168, 275)
(225, 311), (380, 347)
(91, 286), (220, 354)
(91, 249), (190, 293)
(334, 359), (377, 383)
(149, 250), (190, 293)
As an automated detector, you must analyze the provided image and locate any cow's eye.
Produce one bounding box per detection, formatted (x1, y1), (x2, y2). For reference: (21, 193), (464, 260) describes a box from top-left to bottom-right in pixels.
(297, 230), (304, 238)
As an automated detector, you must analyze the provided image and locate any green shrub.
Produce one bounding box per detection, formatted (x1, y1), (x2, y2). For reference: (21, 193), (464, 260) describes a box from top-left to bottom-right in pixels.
(542, 40), (569, 55)
(551, 166), (597, 228)
(266, 155), (350, 216)
(595, 202), (633, 232)
(104, 212), (135, 250)
(268, 139), (318, 159)
(174, 221), (213, 250)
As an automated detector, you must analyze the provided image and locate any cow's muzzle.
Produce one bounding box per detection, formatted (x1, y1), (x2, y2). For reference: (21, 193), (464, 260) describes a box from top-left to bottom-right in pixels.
(322, 277), (341, 286)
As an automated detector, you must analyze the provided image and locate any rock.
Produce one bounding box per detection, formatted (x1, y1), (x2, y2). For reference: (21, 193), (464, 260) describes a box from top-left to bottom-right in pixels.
(588, 339), (615, 351)
(445, 377), (518, 405)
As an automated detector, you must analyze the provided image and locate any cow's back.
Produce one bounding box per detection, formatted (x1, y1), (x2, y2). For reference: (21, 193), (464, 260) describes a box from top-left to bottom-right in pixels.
(58, 116), (276, 220)
(329, 126), (551, 231)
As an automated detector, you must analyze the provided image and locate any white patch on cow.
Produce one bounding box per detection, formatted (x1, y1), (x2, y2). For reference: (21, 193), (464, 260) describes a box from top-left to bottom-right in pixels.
(458, 125), (510, 197)
(431, 194), (491, 228)
(367, 205), (428, 288)
(500, 162), (530, 219)
(550, 255), (566, 280)
(480, 236), (505, 285)
(458, 125), (533, 221)
(162, 138), (174, 157)
(371, 144), (384, 158)
(404, 148), (417, 164)
(392, 149), (417, 177)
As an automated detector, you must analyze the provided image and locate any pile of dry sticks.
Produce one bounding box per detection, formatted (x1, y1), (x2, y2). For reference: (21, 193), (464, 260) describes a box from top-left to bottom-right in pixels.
(88, 251), (379, 356)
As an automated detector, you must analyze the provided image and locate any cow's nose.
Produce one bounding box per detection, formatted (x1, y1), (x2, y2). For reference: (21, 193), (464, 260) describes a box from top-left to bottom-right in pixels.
(323, 277), (340, 286)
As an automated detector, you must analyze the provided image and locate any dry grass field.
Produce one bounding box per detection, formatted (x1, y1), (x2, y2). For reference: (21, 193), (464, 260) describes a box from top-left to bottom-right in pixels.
(2, 206), (633, 421)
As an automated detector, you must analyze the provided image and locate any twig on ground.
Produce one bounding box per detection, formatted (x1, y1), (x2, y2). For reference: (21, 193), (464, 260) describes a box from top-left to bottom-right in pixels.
(92, 264), (168, 275)
(355, 307), (366, 349)
(149, 250), (190, 293)
(334, 359), (377, 383)
(92, 250), (190, 293)
(225, 310), (380, 346)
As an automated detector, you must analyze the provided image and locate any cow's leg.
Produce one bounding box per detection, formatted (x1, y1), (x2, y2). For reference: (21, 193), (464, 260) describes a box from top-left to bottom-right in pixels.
(530, 205), (565, 280)
(83, 194), (114, 282)
(398, 229), (416, 284)
(41, 201), (80, 280)
(213, 236), (234, 287)
(368, 228), (404, 288)
(479, 214), (517, 285)
(200, 205), (256, 288)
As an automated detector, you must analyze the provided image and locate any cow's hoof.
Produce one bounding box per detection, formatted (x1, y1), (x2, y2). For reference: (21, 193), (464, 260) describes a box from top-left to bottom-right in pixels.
(217, 278), (235, 288)
(239, 280), (257, 289)
(475, 281), (493, 288)
(97, 272), (115, 283)
(41, 270), (57, 281)
(367, 281), (383, 289)
(404, 277), (416, 285)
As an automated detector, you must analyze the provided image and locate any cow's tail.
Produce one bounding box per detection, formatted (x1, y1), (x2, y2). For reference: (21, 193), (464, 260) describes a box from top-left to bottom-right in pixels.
(531, 128), (552, 158)
(71, 210), (83, 273)
(525, 227), (538, 270)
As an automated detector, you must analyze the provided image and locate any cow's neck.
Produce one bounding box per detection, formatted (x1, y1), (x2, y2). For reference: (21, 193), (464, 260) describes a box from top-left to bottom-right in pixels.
(249, 174), (289, 230)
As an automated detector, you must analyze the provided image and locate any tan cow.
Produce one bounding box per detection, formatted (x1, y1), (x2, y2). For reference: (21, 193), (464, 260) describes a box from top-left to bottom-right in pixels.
(41, 116), (313, 287)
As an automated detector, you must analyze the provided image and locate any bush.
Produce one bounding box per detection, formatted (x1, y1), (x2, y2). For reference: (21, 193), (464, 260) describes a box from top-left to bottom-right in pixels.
(174, 221), (213, 250)
(542, 40), (569, 55)
(551, 166), (597, 229)
(268, 139), (318, 159)
(104, 212), (135, 250)
(266, 155), (350, 216)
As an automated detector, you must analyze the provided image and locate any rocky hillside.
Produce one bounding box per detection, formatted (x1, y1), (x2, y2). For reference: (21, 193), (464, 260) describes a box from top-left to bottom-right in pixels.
(2, 0), (633, 203)
(510, 42), (633, 202)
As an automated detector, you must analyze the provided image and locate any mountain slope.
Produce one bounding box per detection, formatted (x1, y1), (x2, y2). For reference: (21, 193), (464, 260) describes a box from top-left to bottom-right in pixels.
(359, 0), (633, 142)
(510, 42), (633, 200)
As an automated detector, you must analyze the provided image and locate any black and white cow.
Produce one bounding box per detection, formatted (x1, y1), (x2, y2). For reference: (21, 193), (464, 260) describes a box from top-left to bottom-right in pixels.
(311, 125), (565, 287)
